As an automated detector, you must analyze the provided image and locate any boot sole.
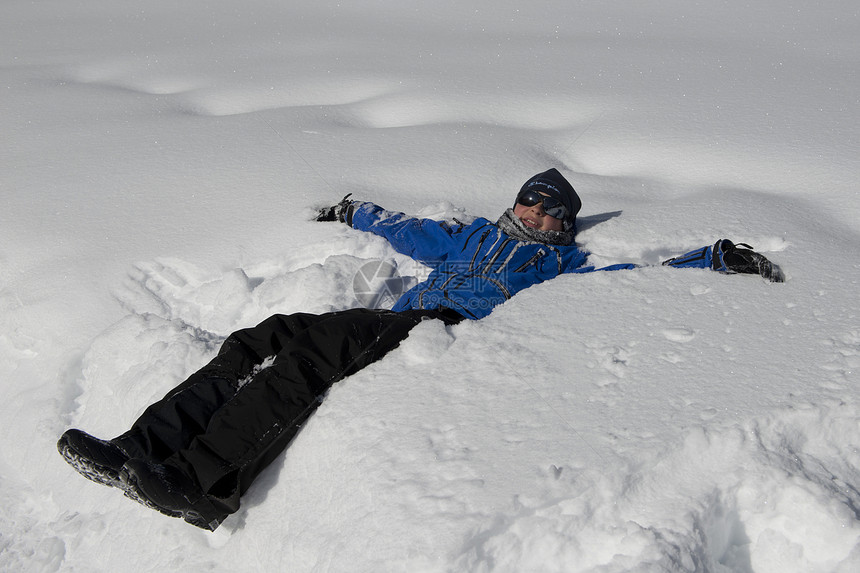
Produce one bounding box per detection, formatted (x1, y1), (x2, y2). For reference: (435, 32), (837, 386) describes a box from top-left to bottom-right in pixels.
(58, 439), (124, 489)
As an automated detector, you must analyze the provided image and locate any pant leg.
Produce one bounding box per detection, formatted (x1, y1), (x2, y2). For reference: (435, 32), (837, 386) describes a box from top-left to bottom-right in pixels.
(162, 308), (445, 517)
(113, 311), (364, 461)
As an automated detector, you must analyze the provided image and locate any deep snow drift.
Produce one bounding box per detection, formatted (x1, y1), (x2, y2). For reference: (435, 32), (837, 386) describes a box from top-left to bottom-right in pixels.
(1, 1), (858, 572)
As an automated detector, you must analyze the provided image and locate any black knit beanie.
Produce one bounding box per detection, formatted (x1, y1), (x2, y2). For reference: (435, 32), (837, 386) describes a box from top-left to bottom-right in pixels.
(515, 168), (582, 232)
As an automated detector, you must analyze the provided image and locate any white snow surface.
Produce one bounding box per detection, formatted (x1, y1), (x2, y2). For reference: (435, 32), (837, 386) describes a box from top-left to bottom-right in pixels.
(2, 1), (859, 571)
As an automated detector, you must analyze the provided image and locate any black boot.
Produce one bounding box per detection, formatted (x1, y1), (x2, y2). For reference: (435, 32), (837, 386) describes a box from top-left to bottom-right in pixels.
(119, 458), (227, 531)
(57, 429), (131, 489)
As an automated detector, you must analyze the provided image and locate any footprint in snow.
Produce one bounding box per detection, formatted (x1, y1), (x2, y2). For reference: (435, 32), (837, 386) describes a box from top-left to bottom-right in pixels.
(662, 327), (696, 343)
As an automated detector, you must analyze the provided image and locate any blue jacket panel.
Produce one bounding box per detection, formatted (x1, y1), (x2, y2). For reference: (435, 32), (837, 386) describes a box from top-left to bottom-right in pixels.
(661, 245), (714, 270)
(349, 202), (635, 320)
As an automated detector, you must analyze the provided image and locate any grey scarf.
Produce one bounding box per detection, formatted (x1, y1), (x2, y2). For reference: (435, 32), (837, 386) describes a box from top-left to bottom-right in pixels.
(495, 208), (574, 246)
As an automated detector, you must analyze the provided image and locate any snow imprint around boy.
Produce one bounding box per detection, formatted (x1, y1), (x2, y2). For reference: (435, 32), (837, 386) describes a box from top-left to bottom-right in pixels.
(70, 229), (436, 431)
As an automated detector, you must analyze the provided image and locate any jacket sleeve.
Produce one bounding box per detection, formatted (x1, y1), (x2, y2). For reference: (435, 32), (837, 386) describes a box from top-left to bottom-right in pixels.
(661, 244), (714, 269)
(564, 262), (639, 274)
(346, 201), (463, 264)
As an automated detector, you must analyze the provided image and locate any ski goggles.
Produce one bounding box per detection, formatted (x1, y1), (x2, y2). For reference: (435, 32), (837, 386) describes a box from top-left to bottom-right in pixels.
(516, 189), (569, 221)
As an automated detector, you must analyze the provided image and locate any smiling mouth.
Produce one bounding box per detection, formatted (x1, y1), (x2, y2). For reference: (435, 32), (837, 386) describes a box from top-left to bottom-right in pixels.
(521, 217), (540, 229)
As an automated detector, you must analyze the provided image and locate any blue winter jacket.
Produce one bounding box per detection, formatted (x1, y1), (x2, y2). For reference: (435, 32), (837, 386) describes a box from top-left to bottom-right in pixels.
(348, 202), (637, 320)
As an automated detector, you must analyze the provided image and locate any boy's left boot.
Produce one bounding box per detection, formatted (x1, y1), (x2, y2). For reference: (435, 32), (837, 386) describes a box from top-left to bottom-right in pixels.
(119, 458), (227, 531)
(57, 429), (131, 489)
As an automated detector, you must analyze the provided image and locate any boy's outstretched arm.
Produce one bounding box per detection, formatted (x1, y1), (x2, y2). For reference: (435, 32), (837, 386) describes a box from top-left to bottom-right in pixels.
(662, 239), (784, 282)
(315, 196), (463, 264)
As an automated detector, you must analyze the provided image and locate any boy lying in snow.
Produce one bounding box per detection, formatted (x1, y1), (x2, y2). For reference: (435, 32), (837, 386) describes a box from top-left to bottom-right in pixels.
(57, 168), (783, 530)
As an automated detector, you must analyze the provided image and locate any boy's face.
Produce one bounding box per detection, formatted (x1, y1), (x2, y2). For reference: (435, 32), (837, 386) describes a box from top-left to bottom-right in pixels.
(513, 193), (564, 232)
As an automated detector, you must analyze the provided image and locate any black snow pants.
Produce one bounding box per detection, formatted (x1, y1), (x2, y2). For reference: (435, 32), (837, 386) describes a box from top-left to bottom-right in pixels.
(111, 307), (463, 524)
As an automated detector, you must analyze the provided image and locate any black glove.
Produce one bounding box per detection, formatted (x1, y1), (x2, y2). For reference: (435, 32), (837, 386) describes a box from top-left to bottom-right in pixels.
(315, 194), (353, 223)
(713, 239), (785, 283)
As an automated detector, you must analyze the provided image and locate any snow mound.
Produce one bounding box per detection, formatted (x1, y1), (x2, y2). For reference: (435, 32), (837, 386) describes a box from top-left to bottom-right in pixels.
(456, 402), (860, 573)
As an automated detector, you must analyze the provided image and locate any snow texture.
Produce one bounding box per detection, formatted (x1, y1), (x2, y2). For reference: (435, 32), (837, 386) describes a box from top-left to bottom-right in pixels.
(1, 1), (858, 571)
